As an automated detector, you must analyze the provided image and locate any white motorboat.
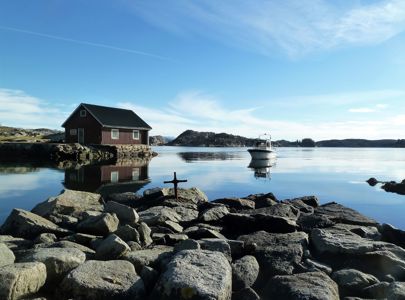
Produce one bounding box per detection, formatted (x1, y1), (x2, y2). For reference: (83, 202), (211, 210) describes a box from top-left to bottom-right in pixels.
(248, 134), (276, 160)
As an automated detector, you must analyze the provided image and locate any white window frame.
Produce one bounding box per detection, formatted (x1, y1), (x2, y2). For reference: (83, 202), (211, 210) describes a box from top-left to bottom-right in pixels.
(80, 110), (86, 117)
(111, 171), (119, 183)
(111, 129), (119, 140)
(132, 130), (140, 140)
(70, 129), (77, 135)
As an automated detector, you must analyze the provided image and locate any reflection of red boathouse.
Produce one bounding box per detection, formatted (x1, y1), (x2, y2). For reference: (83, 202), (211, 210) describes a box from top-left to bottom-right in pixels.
(64, 160), (150, 196)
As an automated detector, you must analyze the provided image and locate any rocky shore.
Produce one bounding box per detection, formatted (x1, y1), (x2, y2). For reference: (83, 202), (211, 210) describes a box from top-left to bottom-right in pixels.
(1, 187), (405, 299)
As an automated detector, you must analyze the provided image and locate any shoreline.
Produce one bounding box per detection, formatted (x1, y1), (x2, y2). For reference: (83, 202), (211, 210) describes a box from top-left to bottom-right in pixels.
(1, 187), (405, 299)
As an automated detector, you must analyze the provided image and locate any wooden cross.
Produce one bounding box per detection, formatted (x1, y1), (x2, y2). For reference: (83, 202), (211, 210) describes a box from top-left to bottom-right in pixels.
(164, 172), (187, 199)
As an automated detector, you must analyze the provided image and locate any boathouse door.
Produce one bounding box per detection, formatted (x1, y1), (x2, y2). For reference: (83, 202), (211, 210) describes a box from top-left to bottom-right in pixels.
(78, 128), (84, 144)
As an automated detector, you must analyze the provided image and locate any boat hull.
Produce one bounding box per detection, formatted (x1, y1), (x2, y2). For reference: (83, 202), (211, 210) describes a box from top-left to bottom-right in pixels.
(248, 149), (276, 160)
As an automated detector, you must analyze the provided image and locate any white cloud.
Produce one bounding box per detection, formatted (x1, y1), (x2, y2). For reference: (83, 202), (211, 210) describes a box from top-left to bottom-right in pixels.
(127, 0), (405, 57)
(348, 103), (389, 113)
(0, 88), (68, 129)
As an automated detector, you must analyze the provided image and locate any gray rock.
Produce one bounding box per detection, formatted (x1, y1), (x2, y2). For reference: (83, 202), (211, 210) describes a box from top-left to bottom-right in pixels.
(212, 198), (255, 210)
(264, 271), (339, 300)
(162, 220), (183, 233)
(62, 233), (100, 247)
(143, 187), (170, 199)
(138, 222), (153, 246)
(0, 262), (47, 300)
(123, 245), (174, 273)
(151, 250), (232, 300)
(283, 199), (314, 215)
(34, 233), (57, 244)
(199, 238), (232, 261)
(81, 210), (102, 218)
(184, 226), (227, 240)
(227, 240), (245, 258)
(128, 241), (142, 251)
(105, 201), (139, 224)
(114, 224), (141, 243)
(140, 266), (159, 292)
(171, 206), (199, 222)
(174, 239), (201, 252)
(380, 223), (405, 248)
(232, 287), (260, 300)
(315, 202), (379, 226)
(153, 233), (188, 245)
(244, 193), (278, 208)
(242, 203), (300, 220)
(0, 242), (15, 267)
(47, 213), (78, 229)
(138, 206), (181, 225)
(60, 260), (145, 300)
(77, 213), (119, 236)
(334, 223), (381, 240)
(0, 235), (33, 250)
(238, 231), (308, 278)
(19, 247), (86, 283)
(289, 195), (319, 208)
(48, 240), (95, 259)
(332, 269), (379, 296)
(232, 255), (259, 291)
(363, 281), (390, 298)
(0, 209), (70, 239)
(302, 258), (332, 274)
(200, 205), (229, 222)
(387, 282), (405, 300)
(95, 234), (130, 260)
(32, 189), (103, 219)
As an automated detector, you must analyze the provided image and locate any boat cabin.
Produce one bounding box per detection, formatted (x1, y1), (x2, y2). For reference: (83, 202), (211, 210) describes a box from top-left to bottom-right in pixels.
(62, 103), (152, 145)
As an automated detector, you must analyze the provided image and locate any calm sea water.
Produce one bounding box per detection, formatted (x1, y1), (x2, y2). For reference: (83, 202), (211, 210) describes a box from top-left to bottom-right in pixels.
(1, 146), (405, 228)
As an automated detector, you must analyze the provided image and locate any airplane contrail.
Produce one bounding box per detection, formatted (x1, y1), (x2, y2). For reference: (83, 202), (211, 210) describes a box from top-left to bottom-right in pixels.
(0, 25), (170, 61)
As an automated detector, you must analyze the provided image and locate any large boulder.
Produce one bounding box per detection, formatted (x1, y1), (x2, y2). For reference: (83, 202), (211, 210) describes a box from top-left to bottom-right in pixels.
(171, 206), (199, 222)
(199, 205), (229, 222)
(315, 202), (378, 226)
(114, 224), (141, 243)
(19, 247), (86, 284)
(77, 213), (119, 236)
(199, 238), (232, 261)
(105, 201), (139, 224)
(263, 271), (339, 300)
(379, 223), (405, 248)
(151, 250), (232, 300)
(212, 198), (255, 210)
(238, 231), (308, 279)
(123, 245), (173, 273)
(331, 268), (379, 297)
(31, 189), (103, 219)
(242, 203), (300, 220)
(0, 209), (70, 239)
(0, 262), (47, 300)
(60, 260), (145, 300)
(232, 255), (259, 291)
(138, 222), (153, 246)
(95, 234), (130, 260)
(0, 242), (15, 267)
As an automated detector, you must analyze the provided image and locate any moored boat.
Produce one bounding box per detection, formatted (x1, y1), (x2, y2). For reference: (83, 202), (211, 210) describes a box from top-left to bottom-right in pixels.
(248, 134), (276, 160)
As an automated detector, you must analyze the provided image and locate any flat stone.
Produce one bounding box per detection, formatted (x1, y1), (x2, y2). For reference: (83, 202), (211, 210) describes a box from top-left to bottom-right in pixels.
(31, 189), (103, 219)
(264, 271), (339, 300)
(212, 198), (255, 210)
(171, 206), (199, 222)
(138, 206), (181, 225)
(199, 238), (232, 261)
(60, 260), (145, 300)
(0, 242), (15, 267)
(48, 240), (95, 259)
(0, 262), (47, 300)
(62, 233), (100, 247)
(297, 214), (335, 232)
(153, 233), (188, 245)
(174, 239), (201, 252)
(77, 213), (119, 236)
(315, 202), (378, 226)
(0, 209), (70, 239)
(151, 250), (232, 300)
(123, 245), (174, 273)
(95, 234), (130, 260)
(184, 226), (227, 240)
(199, 205), (229, 222)
(232, 255), (259, 291)
(162, 220), (183, 233)
(242, 203), (300, 220)
(0, 235), (33, 250)
(19, 247), (86, 284)
(105, 201), (139, 224)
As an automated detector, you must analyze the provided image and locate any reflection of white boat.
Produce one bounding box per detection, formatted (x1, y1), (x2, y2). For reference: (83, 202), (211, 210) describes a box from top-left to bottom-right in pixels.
(248, 134), (276, 160)
(248, 158), (276, 179)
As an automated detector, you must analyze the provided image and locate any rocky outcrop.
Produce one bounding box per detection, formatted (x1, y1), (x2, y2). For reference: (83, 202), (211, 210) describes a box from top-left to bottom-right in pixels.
(3, 186), (405, 299)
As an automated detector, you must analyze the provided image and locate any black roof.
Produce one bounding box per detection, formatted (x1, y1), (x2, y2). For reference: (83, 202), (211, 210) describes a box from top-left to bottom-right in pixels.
(63, 103), (152, 130)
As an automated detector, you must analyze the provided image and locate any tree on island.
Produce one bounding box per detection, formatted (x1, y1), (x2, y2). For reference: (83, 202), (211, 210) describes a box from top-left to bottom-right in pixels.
(301, 138), (316, 147)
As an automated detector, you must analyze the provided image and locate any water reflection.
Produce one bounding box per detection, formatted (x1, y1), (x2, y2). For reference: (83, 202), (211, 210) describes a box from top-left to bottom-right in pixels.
(248, 158), (276, 180)
(178, 151), (244, 163)
(64, 160), (150, 197)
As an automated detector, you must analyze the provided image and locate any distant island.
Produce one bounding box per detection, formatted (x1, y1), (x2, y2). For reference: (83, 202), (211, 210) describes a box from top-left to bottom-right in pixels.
(165, 130), (405, 148)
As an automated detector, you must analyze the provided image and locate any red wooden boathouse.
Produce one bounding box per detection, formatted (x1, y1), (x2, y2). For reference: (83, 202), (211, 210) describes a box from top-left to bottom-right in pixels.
(62, 103), (152, 145)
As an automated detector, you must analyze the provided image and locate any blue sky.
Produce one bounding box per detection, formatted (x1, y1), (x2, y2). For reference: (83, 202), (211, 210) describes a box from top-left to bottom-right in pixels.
(1, 0), (405, 140)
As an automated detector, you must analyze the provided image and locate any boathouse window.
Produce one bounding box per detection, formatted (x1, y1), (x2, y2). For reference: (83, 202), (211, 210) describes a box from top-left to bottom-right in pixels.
(70, 129), (77, 135)
(132, 168), (140, 180)
(80, 110), (86, 117)
(133, 130), (140, 140)
(111, 129), (119, 139)
(111, 171), (119, 183)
